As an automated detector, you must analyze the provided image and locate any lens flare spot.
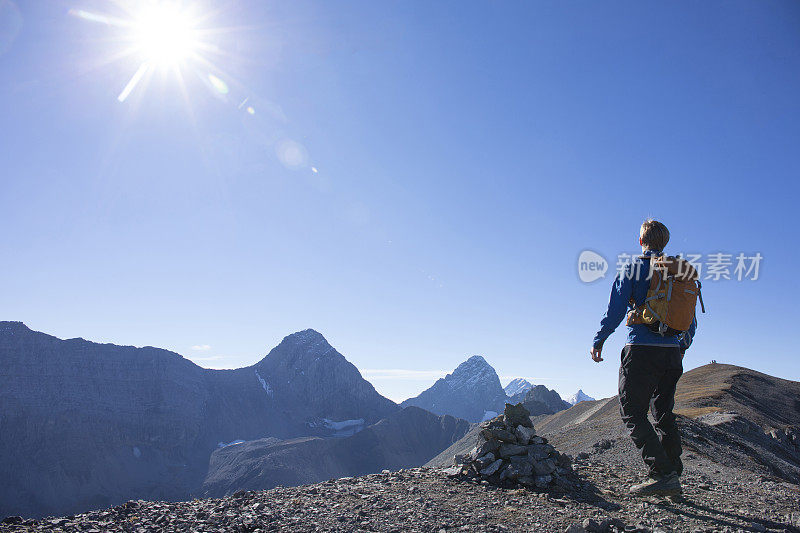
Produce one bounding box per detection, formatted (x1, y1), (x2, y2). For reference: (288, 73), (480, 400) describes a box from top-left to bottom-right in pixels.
(246, 106), (255, 115)
(207, 73), (228, 94)
(275, 139), (308, 169)
(311, 167), (318, 173)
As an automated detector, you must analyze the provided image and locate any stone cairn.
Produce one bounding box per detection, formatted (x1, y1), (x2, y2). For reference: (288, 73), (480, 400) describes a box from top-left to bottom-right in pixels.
(451, 403), (573, 490)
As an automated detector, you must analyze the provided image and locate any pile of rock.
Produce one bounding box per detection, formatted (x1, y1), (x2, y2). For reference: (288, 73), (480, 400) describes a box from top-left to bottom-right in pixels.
(451, 403), (573, 490)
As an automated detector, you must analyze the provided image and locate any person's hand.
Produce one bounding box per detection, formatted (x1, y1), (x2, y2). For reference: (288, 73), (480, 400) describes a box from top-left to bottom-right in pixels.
(590, 346), (603, 363)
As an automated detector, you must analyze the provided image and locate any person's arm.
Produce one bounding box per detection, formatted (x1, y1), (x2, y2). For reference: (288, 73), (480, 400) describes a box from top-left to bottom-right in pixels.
(591, 267), (634, 362)
(679, 314), (697, 354)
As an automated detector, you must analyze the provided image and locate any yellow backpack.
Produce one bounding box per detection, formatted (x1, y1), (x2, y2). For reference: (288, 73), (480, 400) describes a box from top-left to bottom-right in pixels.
(626, 255), (705, 335)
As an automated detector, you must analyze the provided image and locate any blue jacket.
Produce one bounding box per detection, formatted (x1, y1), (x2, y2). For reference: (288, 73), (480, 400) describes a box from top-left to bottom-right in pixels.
(593, 250), (697, 350)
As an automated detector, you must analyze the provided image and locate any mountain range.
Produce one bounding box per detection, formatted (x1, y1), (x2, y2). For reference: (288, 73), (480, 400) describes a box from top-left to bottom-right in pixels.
(0, 323), (465, 518)
(0, 321), (606, 519)
(399, 357), (577, 423)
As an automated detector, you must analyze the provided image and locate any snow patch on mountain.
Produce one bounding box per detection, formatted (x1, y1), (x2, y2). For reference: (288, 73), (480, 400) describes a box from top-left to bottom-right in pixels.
(307, 418), (365, 437)
(254, 369), (274, 397)
(217, 440), (246, 448)
(323, 418), (364, 431)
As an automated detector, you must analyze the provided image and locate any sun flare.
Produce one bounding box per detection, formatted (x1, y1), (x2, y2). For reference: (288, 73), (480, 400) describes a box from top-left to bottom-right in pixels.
(130, 3), (199, 67)
(71, 1), (222, 103)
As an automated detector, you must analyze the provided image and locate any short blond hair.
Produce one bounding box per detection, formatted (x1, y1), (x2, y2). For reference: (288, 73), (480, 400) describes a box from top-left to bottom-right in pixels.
(640, 219), (669, 251)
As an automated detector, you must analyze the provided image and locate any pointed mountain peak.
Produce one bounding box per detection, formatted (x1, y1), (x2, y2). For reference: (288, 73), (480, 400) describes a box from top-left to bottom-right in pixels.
(256, 329), (337, 368)
(504, 378), (534, 397)
(567, 389), (596, 405)
(453, 355), (492, 373)
(401, 355), (506, 423)
(275, 329), (334, 353)
(281, 328), (328, 344)
(443, 355), (501, 390)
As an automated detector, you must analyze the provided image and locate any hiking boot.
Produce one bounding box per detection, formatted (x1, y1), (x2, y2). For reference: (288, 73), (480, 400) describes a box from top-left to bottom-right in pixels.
(629, 472), (681, 496)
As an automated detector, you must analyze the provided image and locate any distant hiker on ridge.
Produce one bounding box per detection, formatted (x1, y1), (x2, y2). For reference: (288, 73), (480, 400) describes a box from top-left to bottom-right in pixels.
(590, 219), (702, 496)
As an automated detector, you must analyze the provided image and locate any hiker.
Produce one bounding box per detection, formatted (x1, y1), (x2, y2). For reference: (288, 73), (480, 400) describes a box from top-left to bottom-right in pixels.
(590, 219), (699, 497)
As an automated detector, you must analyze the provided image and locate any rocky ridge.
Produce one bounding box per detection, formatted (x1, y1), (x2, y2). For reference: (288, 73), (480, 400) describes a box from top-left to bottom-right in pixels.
(3, 456), (798, 533)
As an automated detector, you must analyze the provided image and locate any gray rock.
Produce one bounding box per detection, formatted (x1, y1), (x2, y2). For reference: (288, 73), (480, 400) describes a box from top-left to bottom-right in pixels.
(581, 518), (601, 532)
(533, 458), (557, 476)
(498, 443), (528, 458)
(474, 437), (500, 457)
(481, 428), (518, 443)
(453, 454), (470, 465)
(528, 443), (555, 461)
(508, 456), (534, 477)
(515, 425), (537, 444)
(499, 464), (516, 481)
(482, 417), (505, 429)
(479, 458), (504, 476)
(475, 453), (496, 468)
(442, 466), (461, 477)
(565, 523), (587, 533)
(503, 403), (533, 428)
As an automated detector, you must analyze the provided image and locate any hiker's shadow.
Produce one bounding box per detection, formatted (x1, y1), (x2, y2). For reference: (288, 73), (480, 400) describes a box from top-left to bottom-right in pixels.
(654, 495), (798, 532)
(547, 471), (621, 512)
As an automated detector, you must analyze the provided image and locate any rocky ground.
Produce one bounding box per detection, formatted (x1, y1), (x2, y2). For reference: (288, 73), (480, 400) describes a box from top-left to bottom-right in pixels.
(3, 454), (798, 533)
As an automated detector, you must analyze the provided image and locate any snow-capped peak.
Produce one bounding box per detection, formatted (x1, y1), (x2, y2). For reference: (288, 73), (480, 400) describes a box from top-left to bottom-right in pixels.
(504, 378), (533, 397)
(566, 389), (595, 405)
(446, 355), (497, 390)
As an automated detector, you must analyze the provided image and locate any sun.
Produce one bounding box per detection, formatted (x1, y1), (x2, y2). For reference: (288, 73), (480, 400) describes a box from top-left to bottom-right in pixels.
(130, 3), (200, 68)
(71, 1), (220, 102)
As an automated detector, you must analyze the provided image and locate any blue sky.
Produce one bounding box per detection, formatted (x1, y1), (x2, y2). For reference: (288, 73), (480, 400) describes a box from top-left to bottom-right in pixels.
(1, 1), (799, 403)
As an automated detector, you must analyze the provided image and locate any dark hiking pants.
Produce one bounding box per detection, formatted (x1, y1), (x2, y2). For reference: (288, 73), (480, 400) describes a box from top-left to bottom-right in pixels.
(618, 344), (683, 477)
